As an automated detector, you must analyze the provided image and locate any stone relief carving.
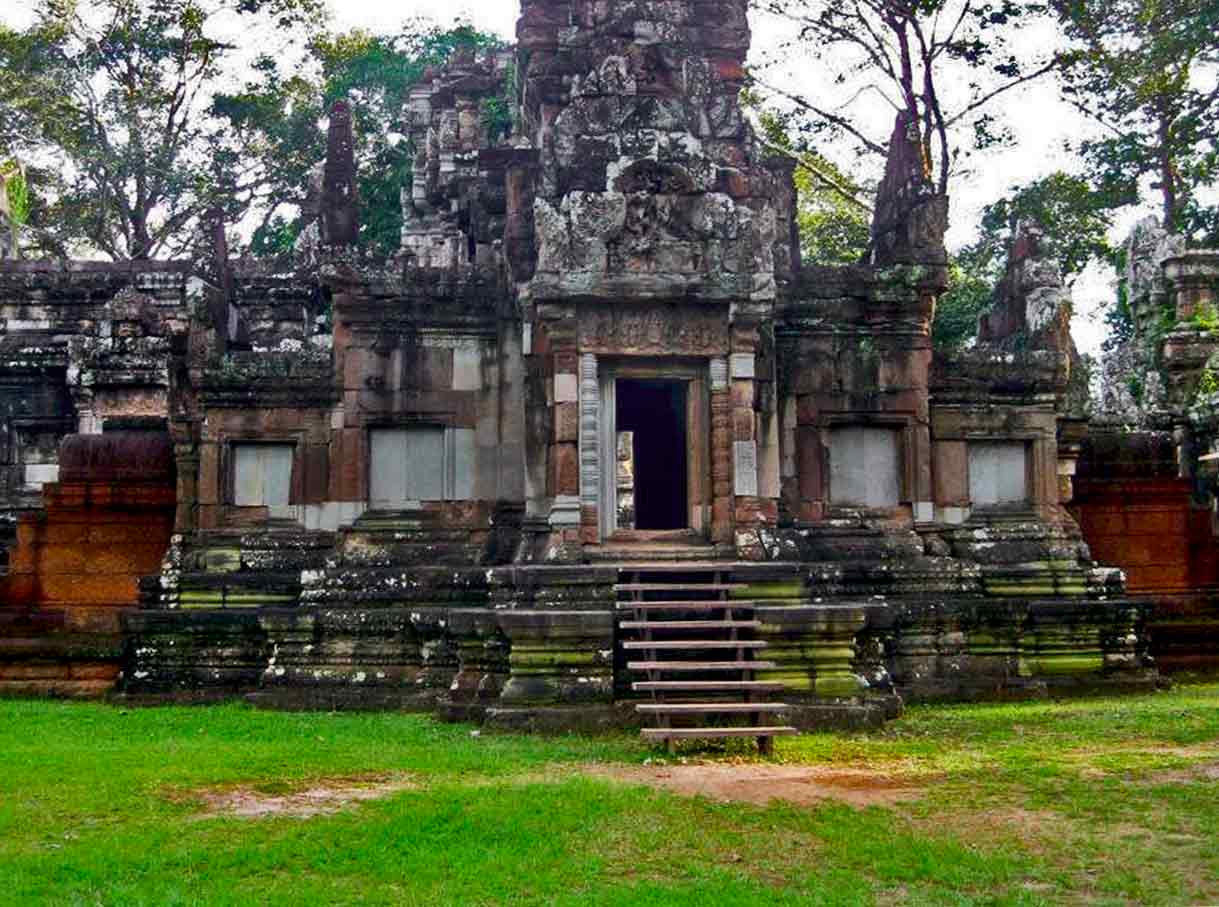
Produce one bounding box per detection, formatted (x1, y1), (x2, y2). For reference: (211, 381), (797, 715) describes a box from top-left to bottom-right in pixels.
(578, 306), (729, 355)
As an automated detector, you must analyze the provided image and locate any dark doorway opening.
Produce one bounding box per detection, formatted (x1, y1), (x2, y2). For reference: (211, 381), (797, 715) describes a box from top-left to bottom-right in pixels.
(616, 378), (688, 530)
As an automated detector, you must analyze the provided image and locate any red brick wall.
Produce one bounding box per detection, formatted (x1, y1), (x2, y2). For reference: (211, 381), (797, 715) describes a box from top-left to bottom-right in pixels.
(1071, 478), (1219, 594)
(1, 479), (175, 696)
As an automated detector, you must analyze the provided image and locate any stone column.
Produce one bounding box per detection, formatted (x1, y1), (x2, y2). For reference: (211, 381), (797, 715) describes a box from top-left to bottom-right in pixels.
(709, 357), (733, 544)
(172, 444), (200, 534)
(496, 319), (527, 504)
(578, 353), (600, 544)
(543, 321), (581, 552)
(730, 323), (776, 558)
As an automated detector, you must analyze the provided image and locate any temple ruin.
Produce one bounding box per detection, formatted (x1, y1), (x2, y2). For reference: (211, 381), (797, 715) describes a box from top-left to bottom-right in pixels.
(3, 0), (1216, 746)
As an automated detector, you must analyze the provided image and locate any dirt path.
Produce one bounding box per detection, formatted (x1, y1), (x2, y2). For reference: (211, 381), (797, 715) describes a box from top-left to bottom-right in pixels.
(585, 762), (928, 808)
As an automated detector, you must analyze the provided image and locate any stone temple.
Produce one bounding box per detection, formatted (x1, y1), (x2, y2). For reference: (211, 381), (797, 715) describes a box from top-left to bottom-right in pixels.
(4, 0), (1217, 745)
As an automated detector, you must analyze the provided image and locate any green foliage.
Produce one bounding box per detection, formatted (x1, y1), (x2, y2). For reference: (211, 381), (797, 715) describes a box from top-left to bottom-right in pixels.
(794, 166), (871, 266)
(1101, 244), (1137, 353)
(1192, 302), (1219, 333)
(1141, 300), (1182, 369)
(480, 63), (517, 144)
(249, 215), (301, 258)
(1128, 372), (1145, 403)
(229, 22), (506, 258)
(751, 105), (871, 265)
(935, 173), (1126, 354)
(1104, 279), (1137, 353)
(1196, 365), (1219, 398)
(1, 164), (29, 227)
(0, 2), (502, 260)
(977, 171), (1119, 281)
(933, 246), (999, 353)
(312, 23), (505, 257)
(1054, 0), (1218, 238)
(0, 0), (326, 259)
(754, 0), (1061, 194)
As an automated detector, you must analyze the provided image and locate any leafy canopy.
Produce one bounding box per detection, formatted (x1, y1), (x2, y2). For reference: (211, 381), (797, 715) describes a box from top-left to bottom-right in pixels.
(752, 0), (1063, 195)
(1054, 0), (1219, 240)
(749, 99), (872, 265)
(0, 0), (326, 260)
(219, 22), (507, 259)
(976, 171), (1118, 282)
(933, 173), (1117, 352)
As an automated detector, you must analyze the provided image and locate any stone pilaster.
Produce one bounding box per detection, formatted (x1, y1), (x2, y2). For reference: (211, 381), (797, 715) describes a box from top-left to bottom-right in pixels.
(730, 324), (777, 558)
(709, 357), (733, 544)
(578, 352), (600, 544)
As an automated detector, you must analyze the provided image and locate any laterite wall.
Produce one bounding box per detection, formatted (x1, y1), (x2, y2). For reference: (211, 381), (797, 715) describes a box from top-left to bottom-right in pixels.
(0, 433), (175, 696)
(1072, 432), (1219, 674)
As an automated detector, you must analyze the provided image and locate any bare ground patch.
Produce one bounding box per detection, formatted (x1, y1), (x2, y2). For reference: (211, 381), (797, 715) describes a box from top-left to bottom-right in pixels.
(1054, 743), (1219, 773)
(1143, 760), (1219, 785)
(910, 804), (1070, 854)
(179, 774), (418, 819)
(586, 761), (928, 808)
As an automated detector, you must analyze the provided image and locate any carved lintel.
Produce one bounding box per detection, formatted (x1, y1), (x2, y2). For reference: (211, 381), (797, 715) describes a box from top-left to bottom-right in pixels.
(578, 305), (729, 356)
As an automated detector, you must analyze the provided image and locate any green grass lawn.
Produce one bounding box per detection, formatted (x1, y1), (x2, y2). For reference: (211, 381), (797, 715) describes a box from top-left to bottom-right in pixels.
(1, 684), (1217, 907)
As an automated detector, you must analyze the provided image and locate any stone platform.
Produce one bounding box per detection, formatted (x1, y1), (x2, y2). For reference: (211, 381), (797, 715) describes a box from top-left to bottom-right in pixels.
(119, 557), (1155, 731)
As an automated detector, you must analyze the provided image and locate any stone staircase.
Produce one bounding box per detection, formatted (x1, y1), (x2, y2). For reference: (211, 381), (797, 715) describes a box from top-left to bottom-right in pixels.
(616, 564), (798, 753)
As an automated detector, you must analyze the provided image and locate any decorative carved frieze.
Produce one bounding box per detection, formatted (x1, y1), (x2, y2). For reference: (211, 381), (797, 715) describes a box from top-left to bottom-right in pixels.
(577, 306), (729, 356)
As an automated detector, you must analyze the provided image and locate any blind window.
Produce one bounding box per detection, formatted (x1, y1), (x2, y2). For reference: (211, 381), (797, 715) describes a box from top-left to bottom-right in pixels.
(233, 444), (293, 508)
(829, 427), (901, 507)
(369, 427), (446, 504)
(968, 442), (1029, 506)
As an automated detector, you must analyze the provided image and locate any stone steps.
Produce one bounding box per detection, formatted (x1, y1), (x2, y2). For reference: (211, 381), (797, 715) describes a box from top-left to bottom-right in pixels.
(641, 726), (799, 743)
(636, 702), (791, 714)
(615, 582), (748, 593)
(619, 619), (761, 630)
(622, 639), (768, 650)
(586, 546), (736, 563)
(614, 599), (759, 610)
(618, 566), (797, 753)
(627, 660), (777, 671)
(632, 680), (786, 693)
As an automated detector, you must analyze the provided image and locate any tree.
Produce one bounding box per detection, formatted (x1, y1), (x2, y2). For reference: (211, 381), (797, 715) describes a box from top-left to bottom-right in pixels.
(933, 247), (995, 352)
(0, 0), (326, 260)
(931, 174), (1117, 351)
(225, 23), (507, 258)
(1054, 0), (1219, 239)
(749, 101), (872, 264)
(752, 0), (1063, 195)
(974, 171), (1117, 282)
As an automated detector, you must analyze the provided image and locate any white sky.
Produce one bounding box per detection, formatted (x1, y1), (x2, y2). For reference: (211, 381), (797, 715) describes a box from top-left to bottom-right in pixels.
(1, 0), (1176, 353)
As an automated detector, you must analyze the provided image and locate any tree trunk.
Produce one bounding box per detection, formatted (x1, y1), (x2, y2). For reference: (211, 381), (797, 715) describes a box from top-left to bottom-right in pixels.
(1158, 112), (1179, 232)
(131, 215), (153, 261)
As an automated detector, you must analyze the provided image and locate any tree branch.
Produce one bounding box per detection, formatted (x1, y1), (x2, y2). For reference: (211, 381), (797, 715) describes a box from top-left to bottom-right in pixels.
(752, 75), (889, 156)
(757, 137), (875, 213)
(944, 58), (1062, 128)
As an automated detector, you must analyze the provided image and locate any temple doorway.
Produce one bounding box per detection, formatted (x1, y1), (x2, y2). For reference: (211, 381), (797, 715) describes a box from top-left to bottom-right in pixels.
(597, 363), (709, 541)
(616, 379), (688, 530)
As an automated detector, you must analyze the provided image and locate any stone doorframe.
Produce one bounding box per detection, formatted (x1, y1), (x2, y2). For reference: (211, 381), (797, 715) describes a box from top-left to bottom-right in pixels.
(579, 355), (714, 544)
